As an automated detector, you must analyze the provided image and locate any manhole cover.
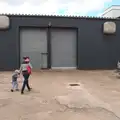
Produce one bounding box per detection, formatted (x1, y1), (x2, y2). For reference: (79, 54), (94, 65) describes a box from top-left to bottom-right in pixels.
(69, 83), (80, 86)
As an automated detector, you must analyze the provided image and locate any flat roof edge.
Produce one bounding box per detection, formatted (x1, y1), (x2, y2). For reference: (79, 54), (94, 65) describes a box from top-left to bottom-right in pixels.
(101, 5), (120, 16)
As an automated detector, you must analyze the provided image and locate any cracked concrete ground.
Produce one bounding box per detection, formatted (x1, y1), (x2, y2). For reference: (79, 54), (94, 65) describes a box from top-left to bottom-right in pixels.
(0, 70), (120, 120)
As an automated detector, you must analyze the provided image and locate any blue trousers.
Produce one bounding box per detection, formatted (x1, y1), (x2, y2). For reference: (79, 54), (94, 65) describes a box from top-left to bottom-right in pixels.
(12, 81), (18, 90)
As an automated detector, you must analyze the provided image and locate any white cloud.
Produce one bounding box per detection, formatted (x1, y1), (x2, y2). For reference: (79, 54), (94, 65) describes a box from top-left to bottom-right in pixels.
(0, 0), (112, 15)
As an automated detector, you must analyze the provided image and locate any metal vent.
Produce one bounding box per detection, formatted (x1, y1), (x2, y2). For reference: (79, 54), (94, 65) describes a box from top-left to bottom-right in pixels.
(103, 21), (116, 34)
(0, 15), (9, 29)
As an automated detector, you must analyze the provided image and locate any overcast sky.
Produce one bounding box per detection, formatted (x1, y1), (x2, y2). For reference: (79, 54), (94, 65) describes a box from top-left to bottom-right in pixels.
(0, 0), (118, 16)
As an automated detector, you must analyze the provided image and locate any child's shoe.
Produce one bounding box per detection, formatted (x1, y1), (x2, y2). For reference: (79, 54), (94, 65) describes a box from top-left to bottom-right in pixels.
(11, 89), (13, 92)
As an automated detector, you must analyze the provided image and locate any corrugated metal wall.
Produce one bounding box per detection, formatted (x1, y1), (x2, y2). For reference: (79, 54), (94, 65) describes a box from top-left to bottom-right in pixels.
(0, 15), (120, 70)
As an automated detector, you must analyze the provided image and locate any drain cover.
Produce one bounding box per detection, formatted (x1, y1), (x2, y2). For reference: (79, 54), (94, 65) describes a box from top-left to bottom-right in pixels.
(69, 83), (80, 86)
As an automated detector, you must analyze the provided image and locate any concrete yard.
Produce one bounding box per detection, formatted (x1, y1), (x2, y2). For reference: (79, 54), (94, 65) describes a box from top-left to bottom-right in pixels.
(0, 70), (120, 120)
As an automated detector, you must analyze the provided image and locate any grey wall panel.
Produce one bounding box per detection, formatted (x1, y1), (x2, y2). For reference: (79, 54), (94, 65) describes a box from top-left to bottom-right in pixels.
(51, 29), (76, 68)
(20, 28), (47, 70)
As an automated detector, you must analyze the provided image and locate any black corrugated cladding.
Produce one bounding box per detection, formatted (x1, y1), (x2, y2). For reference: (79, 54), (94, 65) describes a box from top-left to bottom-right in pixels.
(0, 14), (120, 70)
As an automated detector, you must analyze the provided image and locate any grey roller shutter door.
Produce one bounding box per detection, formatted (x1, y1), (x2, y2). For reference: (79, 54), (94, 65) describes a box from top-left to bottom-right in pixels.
(20, 28), (47, 70)
(51, 29), (76, 69)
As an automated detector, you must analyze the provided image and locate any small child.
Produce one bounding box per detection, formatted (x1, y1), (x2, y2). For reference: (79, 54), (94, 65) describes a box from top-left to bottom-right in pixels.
(11, 69), (20, 92)
(117, 61), (120, 73)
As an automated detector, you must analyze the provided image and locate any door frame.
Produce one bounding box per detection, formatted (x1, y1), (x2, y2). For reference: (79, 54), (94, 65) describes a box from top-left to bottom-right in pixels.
(18, 26), (78, 69)
(49, 27), (78, 69)
(18, 26), (49, 69)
